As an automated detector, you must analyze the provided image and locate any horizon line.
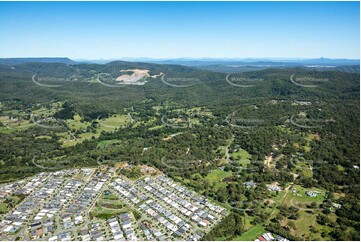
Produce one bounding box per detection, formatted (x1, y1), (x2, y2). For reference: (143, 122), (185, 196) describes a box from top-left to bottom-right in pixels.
(1, 56), (360, 61)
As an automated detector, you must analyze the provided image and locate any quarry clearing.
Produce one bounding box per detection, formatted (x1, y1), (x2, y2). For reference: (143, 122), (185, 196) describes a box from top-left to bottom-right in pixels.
(116, 69), (163, 85)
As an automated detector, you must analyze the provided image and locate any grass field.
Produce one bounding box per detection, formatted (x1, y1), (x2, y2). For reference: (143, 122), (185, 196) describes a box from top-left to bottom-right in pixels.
(90, 204), (128, 220)
(284, 211), (320, 240)
(97, 139), (121, 148)
(0, 195), (23, 214)
(0, 116), (35, 133)
(98, 114), (130, 131)
(79, 132), (100, 140)
(31, 102), (63, 116)
(189, 118), (201, 125)
(272, 184), (325, 208)
(51, 113), (130, 147)
(0, 102), (64, 134)
(35, 135), (52, 140)
(97, 198), (126, 210)
(0, 203), (8, 214)
(142, 117), (157, 126)
(217, 145), (227, 157)
(60, 113), (131, 147)
(232, 224), (266, 241)
(90, 206), (122, 219)
(302, 133), (320, 153)
(292, 161), (313, 178)
(66, 114), (90, 130)
(184, 107), (213, 117)
(8, 195), (22, 204)
(62, 113), (130, 147)
(1, 109), (24, 116)
(205, 169), (233, 188)
(31, 107), (56, 116)
(266, 184), (329, 239)
(281, 207), (335, 241)
(287, 185), (325, 204)
(58, 131), (85, 147)
(229, 148), (251, 166)
(149, 125), (164, 130)
(101, 192), (119, 200)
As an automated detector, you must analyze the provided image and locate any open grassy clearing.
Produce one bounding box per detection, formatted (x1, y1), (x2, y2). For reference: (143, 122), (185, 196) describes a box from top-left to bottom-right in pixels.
(66, 114), (90, 130)
(60, 114), (130, 147)
(57, 132), (80, 147)
(216, 145), (227, 157)
(90, 205), (124, 219)
(1, 109), (25, 116)
(305, 133), (320, 142)
(243, 215), (255, 230)
(281, 209), (333, 241)
(101, 192), (119, 200)
(98, 114), (130, 130)
(229, 148), (251, 167)
(232, 224), (266, 241)
(177, 107), (213, 117)
(162, 132), (183, 141)
(79, 132), (100, 141)
(32, 107), (57, 116)
(292, 161), (313, 177)
(8, 195), (23, 204)
(187, 107), (213, 116)
(132, 121), (141, 128)
(30, 102), (63, 117)
(90, 204), (130, 220)
(159, 106), (213, 129)
(0, 116), (35, 133)
(142, 117), (157, 126)
(97, 139), (121, 148)
(189, 118), (201, 125)
(271, 184), (325, 208)
(149, 125), (164, 130)
(0, 203), (8, 214)
(60, 132), (101, 147)
(266, 184), (330, 239)
(97, 199), (126, 209)
(205, 169), (233, 189)
(300, 133), (320, 153)
(287, 185), (325, 204)
(0, 195), (24, 214)
(34, 135), (52, 140)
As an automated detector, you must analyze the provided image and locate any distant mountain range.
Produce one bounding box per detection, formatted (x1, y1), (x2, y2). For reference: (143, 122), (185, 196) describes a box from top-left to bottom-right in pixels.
(0, 57), (76, 65)
(131, 57), (360, 66)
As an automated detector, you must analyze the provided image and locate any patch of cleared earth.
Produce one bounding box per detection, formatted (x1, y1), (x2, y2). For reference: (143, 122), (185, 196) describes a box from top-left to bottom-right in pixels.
(116, 69), (162, 85)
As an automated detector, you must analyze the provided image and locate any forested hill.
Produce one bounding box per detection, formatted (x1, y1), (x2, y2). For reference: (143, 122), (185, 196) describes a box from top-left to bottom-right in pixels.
(0, 61), (358, 104)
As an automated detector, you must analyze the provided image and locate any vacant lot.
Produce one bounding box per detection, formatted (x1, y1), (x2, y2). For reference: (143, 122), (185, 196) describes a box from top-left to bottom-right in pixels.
(90, 204), (129, 220)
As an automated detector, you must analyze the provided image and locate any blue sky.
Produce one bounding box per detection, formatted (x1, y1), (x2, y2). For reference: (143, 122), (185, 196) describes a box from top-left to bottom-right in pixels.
(0, 1), (359, 59)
